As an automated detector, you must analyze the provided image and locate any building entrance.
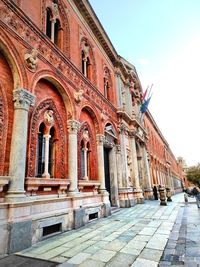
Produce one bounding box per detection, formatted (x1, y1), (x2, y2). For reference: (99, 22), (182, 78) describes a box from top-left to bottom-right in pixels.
(104, 147), (111, 202)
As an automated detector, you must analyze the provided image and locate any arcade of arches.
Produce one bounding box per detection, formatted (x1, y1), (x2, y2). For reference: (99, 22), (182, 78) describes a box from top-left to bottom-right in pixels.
(0, 0), (185, 255)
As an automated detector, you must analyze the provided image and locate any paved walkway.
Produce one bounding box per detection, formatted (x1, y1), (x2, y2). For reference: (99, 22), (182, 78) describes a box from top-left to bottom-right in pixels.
(1, 193), (200, 267)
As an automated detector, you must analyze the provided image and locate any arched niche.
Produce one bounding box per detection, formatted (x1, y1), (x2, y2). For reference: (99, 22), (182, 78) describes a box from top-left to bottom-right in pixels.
(31, 72), (75, 119)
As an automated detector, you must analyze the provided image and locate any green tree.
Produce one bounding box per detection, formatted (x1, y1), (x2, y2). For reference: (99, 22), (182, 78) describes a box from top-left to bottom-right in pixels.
(186, 163), (200, 186)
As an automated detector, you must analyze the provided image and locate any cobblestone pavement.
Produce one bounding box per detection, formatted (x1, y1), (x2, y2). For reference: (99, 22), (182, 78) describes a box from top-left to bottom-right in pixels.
(2, 193), (199, 267)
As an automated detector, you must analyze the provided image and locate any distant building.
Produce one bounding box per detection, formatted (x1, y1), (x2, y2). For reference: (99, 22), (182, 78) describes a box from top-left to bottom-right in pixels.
(0, 0), (185, 255)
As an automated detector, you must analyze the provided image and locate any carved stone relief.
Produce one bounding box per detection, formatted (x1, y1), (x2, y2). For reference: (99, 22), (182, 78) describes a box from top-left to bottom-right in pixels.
(0, 84), (8, 175)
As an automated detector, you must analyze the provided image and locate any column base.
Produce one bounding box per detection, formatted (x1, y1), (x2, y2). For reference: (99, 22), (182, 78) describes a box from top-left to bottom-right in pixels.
(42, 173), (50, 179)
(98, 188), (108, 195)
(118, 187), (136, 207)
(5, 190), (27, 203)
(133, 188), (144, 204)
(144, 188), (154, 200)
(68, 189), (80, 196)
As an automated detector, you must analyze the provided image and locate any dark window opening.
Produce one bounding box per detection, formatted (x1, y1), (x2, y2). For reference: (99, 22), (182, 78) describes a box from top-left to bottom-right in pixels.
(81, 51), (90, 79)
(89, 212), (98, 221)
(87, 142), (90, 178)
(49, 127), (55, 177)
(46, 8), (52, 39)
(36, 123), (45, 177)
(43, 223), (61, 237)
(54, 19), (61, 47)
(80, 140), (84, 179)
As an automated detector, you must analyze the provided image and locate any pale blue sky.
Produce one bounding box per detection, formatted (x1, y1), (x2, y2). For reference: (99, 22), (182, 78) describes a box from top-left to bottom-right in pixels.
(89, 0), (200, 166)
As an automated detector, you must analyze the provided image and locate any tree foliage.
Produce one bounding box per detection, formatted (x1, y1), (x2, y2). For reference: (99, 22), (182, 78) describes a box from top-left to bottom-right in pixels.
(186, 163), (200, 186)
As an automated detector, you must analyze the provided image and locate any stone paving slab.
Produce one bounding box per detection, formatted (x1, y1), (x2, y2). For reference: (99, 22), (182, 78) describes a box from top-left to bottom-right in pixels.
(6, 193), (200, 267)
(159, 197), (200, 267)
(0, 255), (58, 267)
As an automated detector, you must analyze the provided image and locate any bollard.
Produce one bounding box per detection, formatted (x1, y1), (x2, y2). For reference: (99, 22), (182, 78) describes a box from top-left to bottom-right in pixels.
(158, 187), (167, 206)
(184, 193), (188, 203)
(166, 187), (172, 202)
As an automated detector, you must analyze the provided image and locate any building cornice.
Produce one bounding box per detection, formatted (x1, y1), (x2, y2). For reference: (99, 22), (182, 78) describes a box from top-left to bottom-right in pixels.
(72, 0), (118, 64)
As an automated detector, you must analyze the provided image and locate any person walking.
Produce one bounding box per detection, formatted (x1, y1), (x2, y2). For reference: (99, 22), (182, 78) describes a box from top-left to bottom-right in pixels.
(192, 186), (200, 208)
(153, 185), (158, 200)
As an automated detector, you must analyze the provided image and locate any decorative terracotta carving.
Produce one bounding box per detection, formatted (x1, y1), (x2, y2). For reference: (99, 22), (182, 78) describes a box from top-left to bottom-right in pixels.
(0, 84), (8, 175)
(27, 99), (66, 178)
(78, 122), (97, 180)
(74, 89), (84, 103)
(24, 48), (38, 71)
(44, 109), (54, 126)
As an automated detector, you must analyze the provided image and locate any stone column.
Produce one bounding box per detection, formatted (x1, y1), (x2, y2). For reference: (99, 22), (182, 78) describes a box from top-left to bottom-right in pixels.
(83, 147), (88, 180)
(42, 134), (51, 178)
(96, 134), (106, 192)
(6, 89), (35, 201)
(83, 59), (87, 77)
(129, 135), (144, 203)
(67, 120), (80, 194)
(51, 18), (56, 42)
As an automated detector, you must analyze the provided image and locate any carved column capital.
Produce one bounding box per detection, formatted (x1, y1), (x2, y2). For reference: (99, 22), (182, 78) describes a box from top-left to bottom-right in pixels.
(13, 89), (35, 111)
(129, 130), (136, 138)
(116, 144), (121, 153)
(67, 120), (80, 134)
(96, 134), (105, 146)
(119, 123), (128, 135)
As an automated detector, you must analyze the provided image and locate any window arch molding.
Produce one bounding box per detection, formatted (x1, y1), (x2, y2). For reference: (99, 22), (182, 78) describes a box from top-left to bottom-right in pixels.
(78, 122), (97, 180)
(0, 82), (8, 175)
(80, 37), (97, 85)
(103, 66), (113, 101)
(27, 98), (66, 179)
(42, 0), (70, 56)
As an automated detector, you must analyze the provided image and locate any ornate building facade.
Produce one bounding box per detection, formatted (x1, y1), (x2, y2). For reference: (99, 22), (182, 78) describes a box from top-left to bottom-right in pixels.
(0, 0), (185, 255)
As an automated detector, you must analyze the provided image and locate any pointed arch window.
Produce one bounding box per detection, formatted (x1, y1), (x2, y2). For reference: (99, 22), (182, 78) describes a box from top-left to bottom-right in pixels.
(45, 5), (62, 48)
(81, 42), (91, 79)
(36, 110), (56, 178)
(80, 128), (91, 180)
(103, 67), (112, 101)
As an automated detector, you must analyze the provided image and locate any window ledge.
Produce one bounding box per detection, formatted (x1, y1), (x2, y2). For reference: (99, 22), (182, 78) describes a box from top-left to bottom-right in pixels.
(25, 177), (70, 195)
(78, 180), (100, 194)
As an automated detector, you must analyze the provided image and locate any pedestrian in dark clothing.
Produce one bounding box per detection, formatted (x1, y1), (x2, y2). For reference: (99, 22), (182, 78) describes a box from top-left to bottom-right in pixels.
(192, 187), (200, 208)
(153, 186), (158, 200)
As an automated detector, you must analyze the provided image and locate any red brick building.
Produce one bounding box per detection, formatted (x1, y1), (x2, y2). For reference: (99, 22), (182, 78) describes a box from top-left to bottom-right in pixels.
(0, 0), (185, 255)
(144, 111), (185, 193)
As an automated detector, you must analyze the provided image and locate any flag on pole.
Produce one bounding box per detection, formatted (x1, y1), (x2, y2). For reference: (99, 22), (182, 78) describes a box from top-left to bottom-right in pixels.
(141, 86), (149, 102)
(140, 94), (152, 114)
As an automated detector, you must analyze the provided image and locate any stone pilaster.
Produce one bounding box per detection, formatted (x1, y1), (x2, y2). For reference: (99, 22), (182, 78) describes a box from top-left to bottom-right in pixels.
(96, 134), (106, 192)
(109, 146), (119, 207)
(6, 89), (35, 202)
(129, 134), (144, 203)
(119, 124), (129, 188)
(116, 145), (123, 189)
(143, 147), (153, 200)
(67, 120), (80, 195)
